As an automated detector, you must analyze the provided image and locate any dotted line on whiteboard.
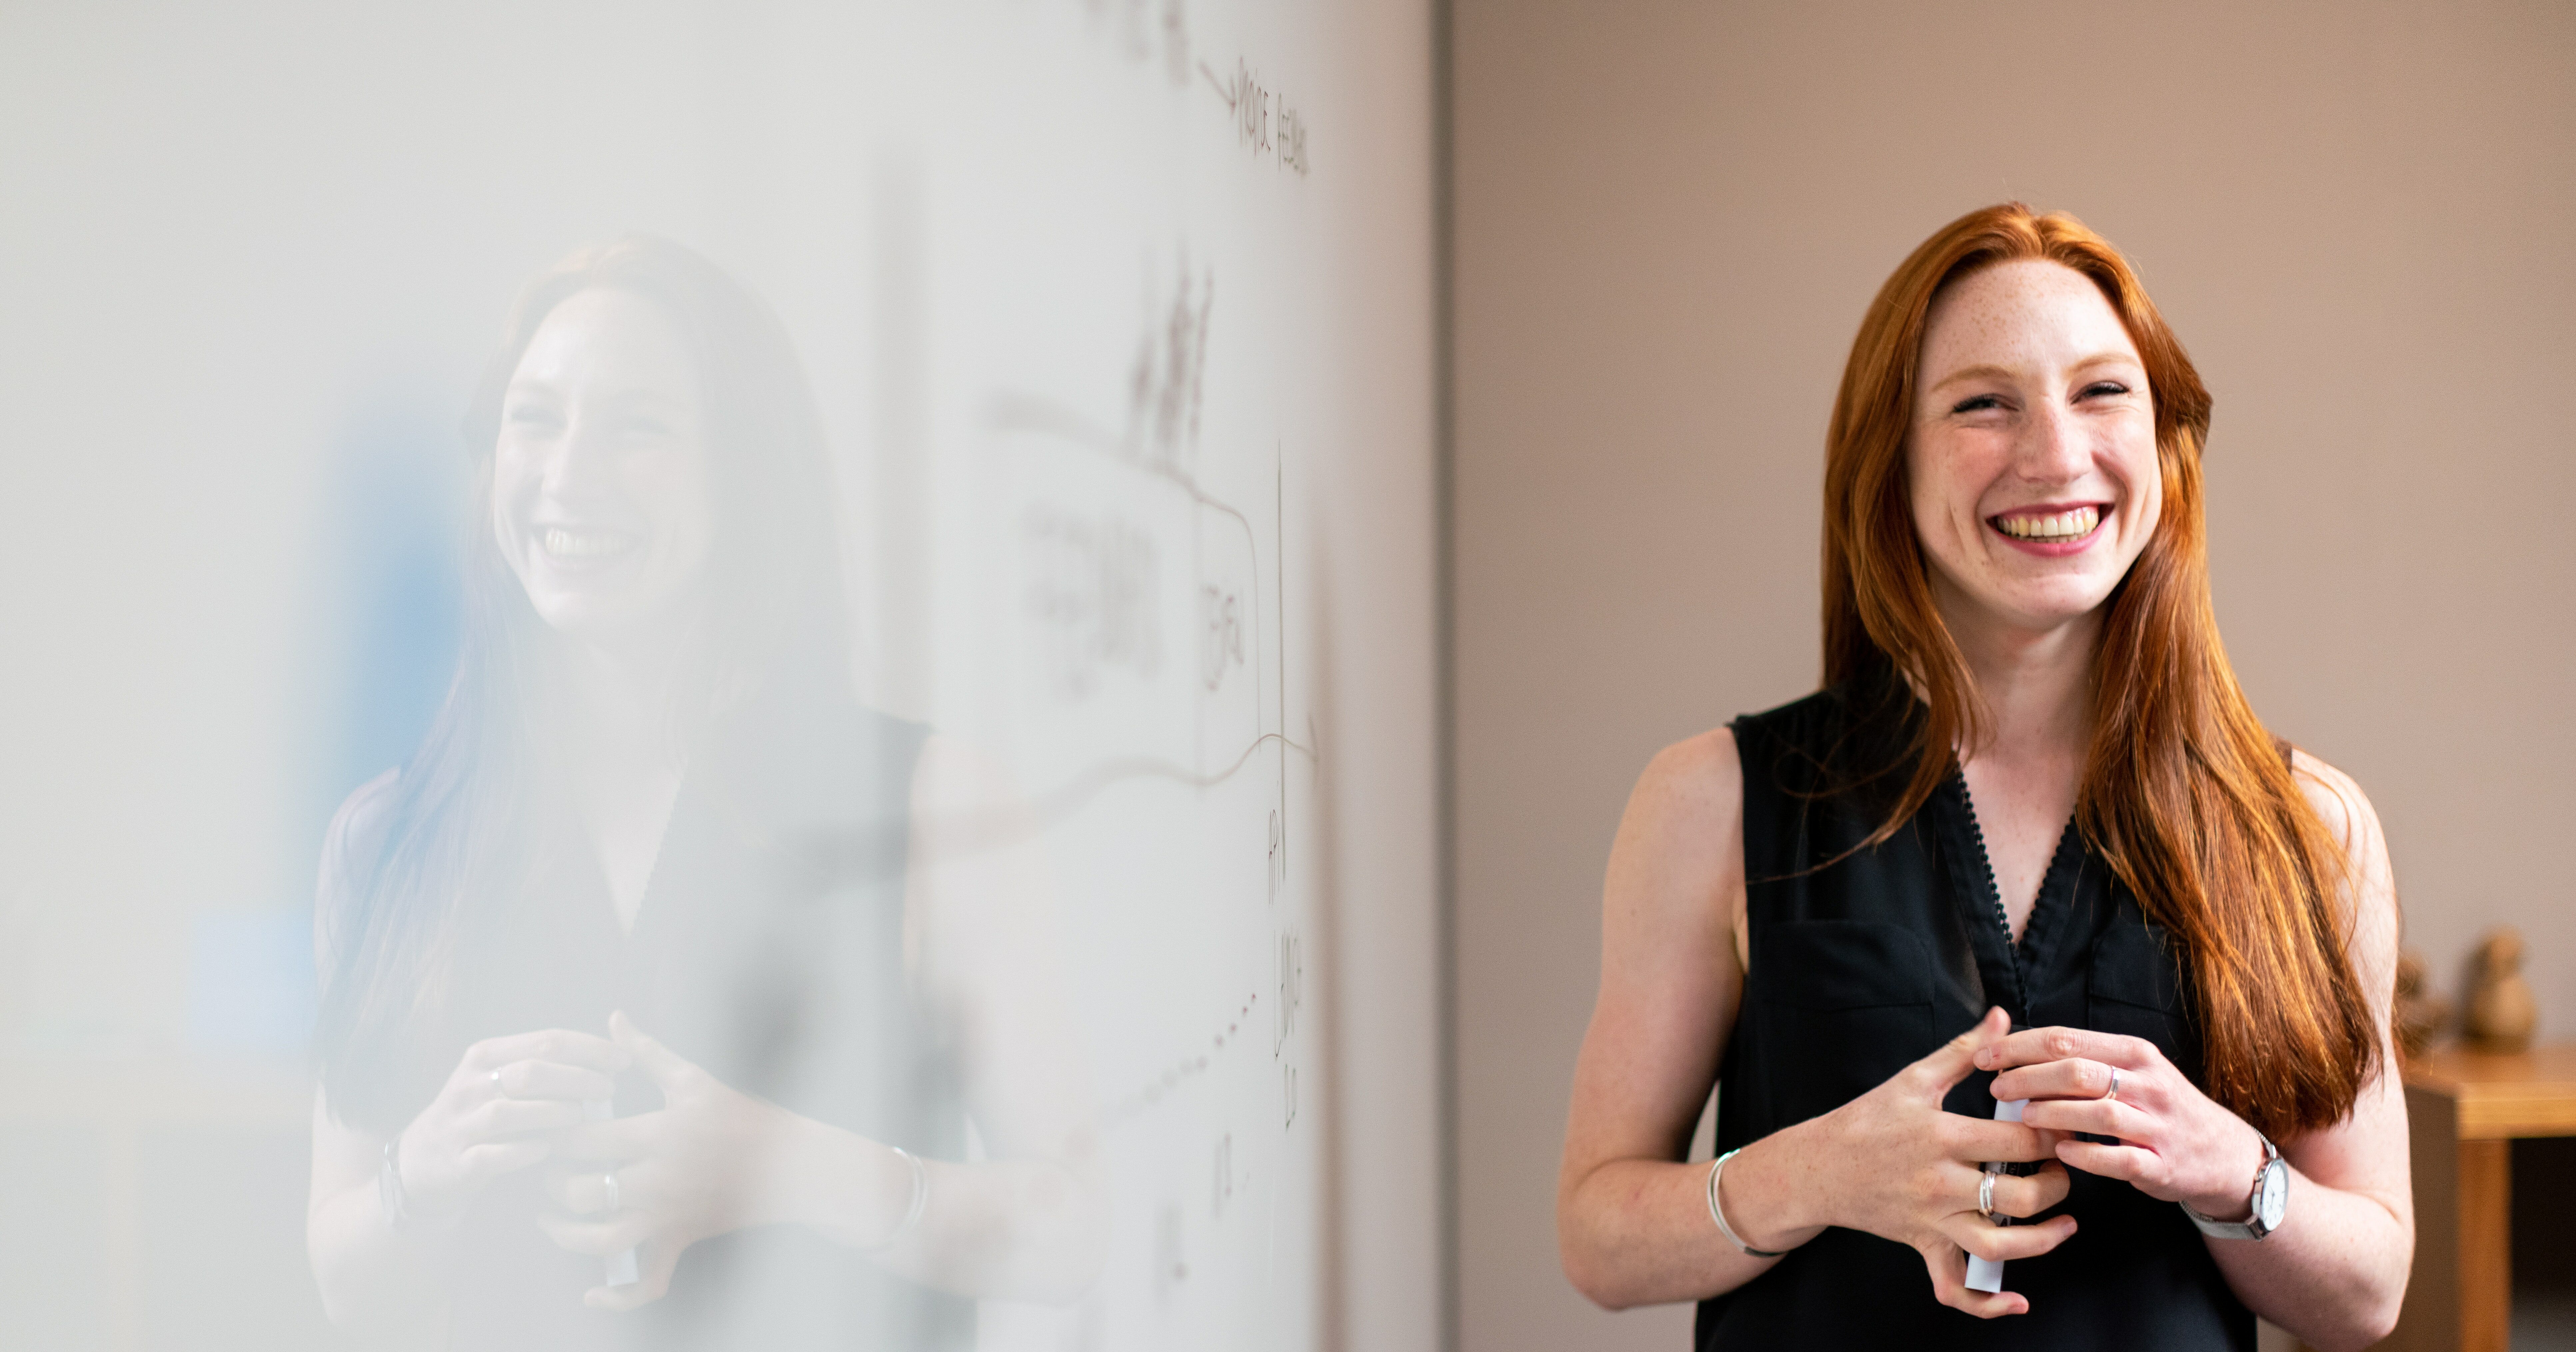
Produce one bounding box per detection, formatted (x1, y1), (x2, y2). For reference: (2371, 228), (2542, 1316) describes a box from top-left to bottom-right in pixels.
(1089, 990), (1259, 1139)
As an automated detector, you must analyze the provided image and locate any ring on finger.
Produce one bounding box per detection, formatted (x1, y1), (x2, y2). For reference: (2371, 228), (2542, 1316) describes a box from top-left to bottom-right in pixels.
(602, 1170), (621, 1213)
(489, 1068), (507, 1097)
(1978, 1169), (1997, 1220)
(2105, 1067), (2120, 1102)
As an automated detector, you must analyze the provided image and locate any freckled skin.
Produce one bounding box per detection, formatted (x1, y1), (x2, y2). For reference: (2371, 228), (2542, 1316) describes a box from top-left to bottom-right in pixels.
(1908, 260), (2162, 638)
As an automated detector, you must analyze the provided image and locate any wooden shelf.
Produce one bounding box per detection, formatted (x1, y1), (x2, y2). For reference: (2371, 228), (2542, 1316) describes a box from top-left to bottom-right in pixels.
(2380, 1042), (2576, 1352)
(2401, 1045), (2576, 1140)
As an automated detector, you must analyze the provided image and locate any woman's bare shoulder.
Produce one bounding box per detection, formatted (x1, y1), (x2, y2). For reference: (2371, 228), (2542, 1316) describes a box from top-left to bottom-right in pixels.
(1630, 725), (1741, 821)
(2286, 746), (2397, 977)
(1608, 727), (1744, 896)
(2287, 747), (2385, 864)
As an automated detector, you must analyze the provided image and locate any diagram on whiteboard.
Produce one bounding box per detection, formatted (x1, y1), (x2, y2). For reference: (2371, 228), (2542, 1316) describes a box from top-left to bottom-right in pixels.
(940, 277), (1323, 1349)
(856, 4), (1349, 1345)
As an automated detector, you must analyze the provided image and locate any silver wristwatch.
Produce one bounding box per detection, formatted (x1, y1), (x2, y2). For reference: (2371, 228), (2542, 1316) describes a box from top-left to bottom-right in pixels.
(379, 1133), (417, 1231)
(2182, 1134), (2287, 1240)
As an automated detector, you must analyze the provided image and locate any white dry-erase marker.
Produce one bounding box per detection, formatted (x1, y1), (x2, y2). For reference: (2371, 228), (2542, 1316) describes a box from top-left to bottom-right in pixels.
(1964, 1096), (2029, 1295)
(585, 1099), (642, 1289)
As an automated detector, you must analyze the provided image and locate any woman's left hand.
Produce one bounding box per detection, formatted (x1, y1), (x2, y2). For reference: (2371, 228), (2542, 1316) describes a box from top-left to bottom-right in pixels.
(538, 1011), (798, 1310)
(1977, 1027), (2269, 1222)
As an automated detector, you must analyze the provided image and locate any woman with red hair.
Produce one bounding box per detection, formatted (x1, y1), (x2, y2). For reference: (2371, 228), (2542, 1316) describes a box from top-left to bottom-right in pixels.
(1556, 204), (2410, 1349)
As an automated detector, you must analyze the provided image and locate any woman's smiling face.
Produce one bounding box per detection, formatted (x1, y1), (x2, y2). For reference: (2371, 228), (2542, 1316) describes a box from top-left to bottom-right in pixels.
(491, 287), (712, 645)
(1907, 259), (2161, 638)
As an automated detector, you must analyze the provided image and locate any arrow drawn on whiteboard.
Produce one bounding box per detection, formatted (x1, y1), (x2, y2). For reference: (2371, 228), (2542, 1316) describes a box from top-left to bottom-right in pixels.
(1199, 59), (1238, 111)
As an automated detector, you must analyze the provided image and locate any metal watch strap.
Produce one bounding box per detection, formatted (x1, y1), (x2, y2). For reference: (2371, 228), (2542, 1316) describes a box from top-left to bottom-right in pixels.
(2181, 1134), (2281, 1240)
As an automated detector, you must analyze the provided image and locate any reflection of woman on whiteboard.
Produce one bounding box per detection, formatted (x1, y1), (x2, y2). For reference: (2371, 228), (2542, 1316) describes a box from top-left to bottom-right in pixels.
(305, 237), (1101, 1348)
(1558, 206), (2409, 1349)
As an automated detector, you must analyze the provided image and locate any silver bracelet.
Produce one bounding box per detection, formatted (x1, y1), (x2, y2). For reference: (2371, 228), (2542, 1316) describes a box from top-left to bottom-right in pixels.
(869, 1145), (930, 1249)
(1706, 1147), (1787, 1259)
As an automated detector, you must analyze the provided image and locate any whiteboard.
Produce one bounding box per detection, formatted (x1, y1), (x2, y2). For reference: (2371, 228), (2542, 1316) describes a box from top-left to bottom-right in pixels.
(890, 9), (1340, 1349)
(0, 3), (1441, 1349)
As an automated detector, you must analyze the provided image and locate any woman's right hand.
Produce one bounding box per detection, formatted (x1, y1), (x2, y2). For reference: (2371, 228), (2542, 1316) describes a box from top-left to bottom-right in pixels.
(1793, 1005), (2078, 1315)
(393, 1029), (629, 1222)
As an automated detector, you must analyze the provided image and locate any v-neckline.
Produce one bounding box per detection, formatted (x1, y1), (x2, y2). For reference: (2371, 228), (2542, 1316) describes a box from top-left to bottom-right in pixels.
(584, 766), (691, 944)
(1939, 768), (2082, 1020)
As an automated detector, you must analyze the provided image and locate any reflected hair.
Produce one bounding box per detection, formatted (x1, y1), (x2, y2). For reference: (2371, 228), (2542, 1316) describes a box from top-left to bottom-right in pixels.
(315, 237), (847, 1128)
(1822, 203), (2377, 1140)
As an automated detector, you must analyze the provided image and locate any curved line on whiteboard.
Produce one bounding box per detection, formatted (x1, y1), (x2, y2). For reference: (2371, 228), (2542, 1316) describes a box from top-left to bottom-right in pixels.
(902, 728), (1316, 866)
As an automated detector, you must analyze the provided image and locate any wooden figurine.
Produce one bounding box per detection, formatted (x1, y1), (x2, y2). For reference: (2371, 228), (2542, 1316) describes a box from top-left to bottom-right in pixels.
(2393, 949), (2451, 1059)
(2463, 926), (2537, 1054)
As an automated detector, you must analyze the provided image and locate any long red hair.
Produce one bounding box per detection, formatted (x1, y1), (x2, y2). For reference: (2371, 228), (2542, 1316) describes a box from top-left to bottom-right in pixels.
(1822, 203), (2376, 1139)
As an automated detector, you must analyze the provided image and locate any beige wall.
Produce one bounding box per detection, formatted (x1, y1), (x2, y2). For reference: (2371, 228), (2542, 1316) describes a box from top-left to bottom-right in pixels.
(1449, 2), (2576, 1348)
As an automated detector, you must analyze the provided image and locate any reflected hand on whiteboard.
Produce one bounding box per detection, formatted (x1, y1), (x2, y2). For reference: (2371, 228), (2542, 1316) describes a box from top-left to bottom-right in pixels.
(538, 1011), (818, 1311)
(396, 1029), (629, 1222)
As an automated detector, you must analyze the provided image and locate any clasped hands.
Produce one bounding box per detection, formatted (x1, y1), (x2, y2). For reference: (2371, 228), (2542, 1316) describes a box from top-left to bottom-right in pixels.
(396, 1011), (889, 1311)
(1751, 1006), (2268, 1318)
(535, 1011), (802, 1310)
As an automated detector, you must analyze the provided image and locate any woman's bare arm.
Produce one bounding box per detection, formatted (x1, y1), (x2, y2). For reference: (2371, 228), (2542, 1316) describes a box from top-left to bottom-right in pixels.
(2199, 752), (2413, 1348)
(305, 777), (454, 1338)
(305, 779), (621, 1332)
(1557, 729), (1762, 1307)
(307, 1092), (454, 1341)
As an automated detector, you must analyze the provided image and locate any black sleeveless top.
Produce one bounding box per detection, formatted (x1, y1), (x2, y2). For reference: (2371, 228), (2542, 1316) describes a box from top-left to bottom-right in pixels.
(1696, 683), (2254, 1351)
(331, 670), (969, 1350)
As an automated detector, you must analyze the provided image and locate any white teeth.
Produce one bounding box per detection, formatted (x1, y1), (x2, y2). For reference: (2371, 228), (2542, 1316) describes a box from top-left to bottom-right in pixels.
(542, 527), (633, 559)
(1998, 506), (2099, 541)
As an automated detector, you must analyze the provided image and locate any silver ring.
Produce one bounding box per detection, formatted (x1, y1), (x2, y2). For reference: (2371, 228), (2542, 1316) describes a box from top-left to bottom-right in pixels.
(602, 1171), (621, 1213)
(1978, 1169), (1997, 1219)
(2106, 1067), (2121, 1102)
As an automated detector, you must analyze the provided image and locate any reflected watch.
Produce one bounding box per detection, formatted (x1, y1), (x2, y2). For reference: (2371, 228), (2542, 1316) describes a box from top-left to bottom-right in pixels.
(2181, 1133), (2288, 1240)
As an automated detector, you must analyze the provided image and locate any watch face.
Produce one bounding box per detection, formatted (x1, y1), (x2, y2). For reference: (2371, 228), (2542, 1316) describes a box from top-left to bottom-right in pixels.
(2257, 1162), (2288, 1229)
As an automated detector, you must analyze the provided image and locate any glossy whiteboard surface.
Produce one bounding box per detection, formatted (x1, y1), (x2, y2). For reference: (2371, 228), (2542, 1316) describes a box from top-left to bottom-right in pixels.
(0, 4), (1439, 1348)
